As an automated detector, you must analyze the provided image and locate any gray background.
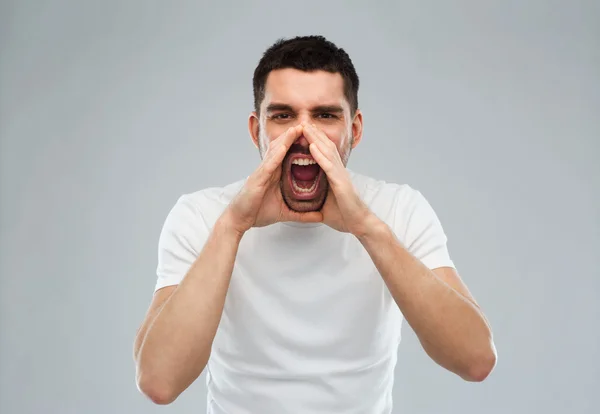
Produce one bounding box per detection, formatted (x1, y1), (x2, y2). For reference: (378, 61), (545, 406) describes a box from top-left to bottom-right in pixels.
(1, 0), (598, 413)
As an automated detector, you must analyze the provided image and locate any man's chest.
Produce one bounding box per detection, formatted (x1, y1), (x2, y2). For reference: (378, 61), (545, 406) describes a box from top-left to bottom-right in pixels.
(210, 227), (402, 375)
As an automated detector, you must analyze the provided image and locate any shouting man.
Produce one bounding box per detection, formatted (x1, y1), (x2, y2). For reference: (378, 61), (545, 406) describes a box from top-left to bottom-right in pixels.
(134, 35), (497, 413)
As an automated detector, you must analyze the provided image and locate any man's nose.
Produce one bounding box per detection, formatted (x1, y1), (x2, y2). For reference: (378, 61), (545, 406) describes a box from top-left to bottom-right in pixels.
(293, 133), (309, 147)
(290, 121), (309, 147)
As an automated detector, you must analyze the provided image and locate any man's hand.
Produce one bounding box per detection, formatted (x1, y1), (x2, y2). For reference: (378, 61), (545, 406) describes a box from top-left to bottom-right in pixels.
(303, 123), (373, 236)
(225, 124), (323, 235)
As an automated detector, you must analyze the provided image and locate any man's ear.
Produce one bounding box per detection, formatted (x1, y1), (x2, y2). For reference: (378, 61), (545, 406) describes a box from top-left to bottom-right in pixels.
(350, 109), (363, 149)
(248, 112), (260, 149)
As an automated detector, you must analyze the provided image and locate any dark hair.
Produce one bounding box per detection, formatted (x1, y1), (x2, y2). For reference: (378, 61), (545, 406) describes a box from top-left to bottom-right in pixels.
(252, 35), (360, 116)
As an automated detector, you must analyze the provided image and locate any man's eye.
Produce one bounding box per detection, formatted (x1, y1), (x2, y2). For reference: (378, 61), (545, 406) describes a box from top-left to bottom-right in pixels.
(273, 114), (291, 120)
(318, 113), (336, 119)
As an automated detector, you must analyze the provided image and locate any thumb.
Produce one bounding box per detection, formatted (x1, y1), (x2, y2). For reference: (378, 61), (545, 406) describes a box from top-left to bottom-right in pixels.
(285, 210), (323, 224)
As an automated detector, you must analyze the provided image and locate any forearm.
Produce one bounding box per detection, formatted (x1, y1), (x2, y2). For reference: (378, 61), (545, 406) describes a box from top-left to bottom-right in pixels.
(136, 211), (243, 400)
(356, 215), (494, 381)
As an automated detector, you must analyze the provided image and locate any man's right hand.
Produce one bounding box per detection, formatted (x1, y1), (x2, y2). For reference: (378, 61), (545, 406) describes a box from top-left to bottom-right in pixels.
(224, 124), (323, 235)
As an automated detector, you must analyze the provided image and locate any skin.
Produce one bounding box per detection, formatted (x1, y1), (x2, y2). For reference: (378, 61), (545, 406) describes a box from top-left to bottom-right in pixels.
(248, 68), (362, 216)
(133, 68), (497, 405)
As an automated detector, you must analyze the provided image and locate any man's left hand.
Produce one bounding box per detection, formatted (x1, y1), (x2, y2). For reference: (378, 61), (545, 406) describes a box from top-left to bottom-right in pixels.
(303, 123), (375, 235)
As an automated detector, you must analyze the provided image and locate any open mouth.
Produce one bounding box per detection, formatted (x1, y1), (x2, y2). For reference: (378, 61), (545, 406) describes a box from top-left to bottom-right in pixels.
(287, 155), (323, 200)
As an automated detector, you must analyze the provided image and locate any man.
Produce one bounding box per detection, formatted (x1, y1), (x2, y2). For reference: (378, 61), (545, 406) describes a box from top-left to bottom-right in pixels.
(133, 35), (497, 413)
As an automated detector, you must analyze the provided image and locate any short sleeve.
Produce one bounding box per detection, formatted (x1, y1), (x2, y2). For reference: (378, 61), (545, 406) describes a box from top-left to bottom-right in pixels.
(155, 194), (209, 292)
(397, 189), (455, 270)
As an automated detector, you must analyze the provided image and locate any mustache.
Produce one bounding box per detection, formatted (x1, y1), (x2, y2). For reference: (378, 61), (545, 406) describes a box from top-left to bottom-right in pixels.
(285, 144), (311, 156)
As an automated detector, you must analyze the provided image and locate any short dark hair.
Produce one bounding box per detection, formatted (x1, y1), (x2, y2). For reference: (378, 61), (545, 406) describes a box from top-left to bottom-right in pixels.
(252, 35), (360, 116)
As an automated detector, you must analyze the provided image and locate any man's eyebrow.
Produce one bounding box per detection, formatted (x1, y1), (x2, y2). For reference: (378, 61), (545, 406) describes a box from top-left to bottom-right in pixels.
(311, 105), (344, 114)
(265, 103), (345, 114)
(265, 103), (294, 113)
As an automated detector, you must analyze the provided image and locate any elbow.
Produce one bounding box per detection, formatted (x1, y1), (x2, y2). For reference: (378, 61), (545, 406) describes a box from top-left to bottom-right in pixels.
(135, 356), (210, 405)
(462, 343), (497, 382)
(136, 372), (179, 405)
(134, 342), (211, 404)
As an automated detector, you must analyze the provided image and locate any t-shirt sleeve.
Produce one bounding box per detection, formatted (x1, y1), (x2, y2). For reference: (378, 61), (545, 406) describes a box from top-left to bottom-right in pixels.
(154, 194), (209, 292)
(397, 189), (456, 270)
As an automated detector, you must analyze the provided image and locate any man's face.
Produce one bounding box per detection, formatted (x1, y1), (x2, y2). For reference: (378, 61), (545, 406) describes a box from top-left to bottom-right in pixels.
(250, 68), (362, 213)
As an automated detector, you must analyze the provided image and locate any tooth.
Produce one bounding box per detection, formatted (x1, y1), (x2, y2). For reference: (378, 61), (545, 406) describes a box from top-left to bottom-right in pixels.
(292, 158), (318, 166)
(292, 175), (319, 193)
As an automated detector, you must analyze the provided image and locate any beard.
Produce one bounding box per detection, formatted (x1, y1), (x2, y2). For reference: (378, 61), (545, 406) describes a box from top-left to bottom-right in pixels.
(258, 125), (353, 213)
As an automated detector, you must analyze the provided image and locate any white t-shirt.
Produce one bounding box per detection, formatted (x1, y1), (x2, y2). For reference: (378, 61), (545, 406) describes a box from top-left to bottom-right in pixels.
(154, 169), (455, 414)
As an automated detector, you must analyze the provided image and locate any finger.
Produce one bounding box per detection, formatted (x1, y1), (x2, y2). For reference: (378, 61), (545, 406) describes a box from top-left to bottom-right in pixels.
(276, 123), (304, 148)
(309, 142), (350, 190)
(261, 125), (303, 174)
(309, 142), (334, 173)
(248, 147), (285, 188)
(302, 126), (328, 158)
(303, 124), (341, 165)
(301, 122), (326, 146)
(250, 125), (303, 189)
(267, 124), (303, 158)
(303, 123), (336, 149)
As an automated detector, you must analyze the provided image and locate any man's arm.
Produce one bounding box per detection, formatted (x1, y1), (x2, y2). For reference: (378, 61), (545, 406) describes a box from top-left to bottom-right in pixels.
(134, 125), (319, 405)
(134, 211), (243, 405)
(356, 215), (497, 382)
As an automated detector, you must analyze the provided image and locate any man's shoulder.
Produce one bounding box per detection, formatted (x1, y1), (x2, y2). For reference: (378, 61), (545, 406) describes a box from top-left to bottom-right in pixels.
(350, 170), (445, 246)
(180, 177), (246, 206)
(349, 169), (434, 229)
(167, 177), (247, 225)
(349, 169), (419, 206)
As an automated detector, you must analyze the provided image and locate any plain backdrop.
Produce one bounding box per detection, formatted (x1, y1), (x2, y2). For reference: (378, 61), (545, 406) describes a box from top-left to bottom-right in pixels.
(1, 1), (598, 413)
